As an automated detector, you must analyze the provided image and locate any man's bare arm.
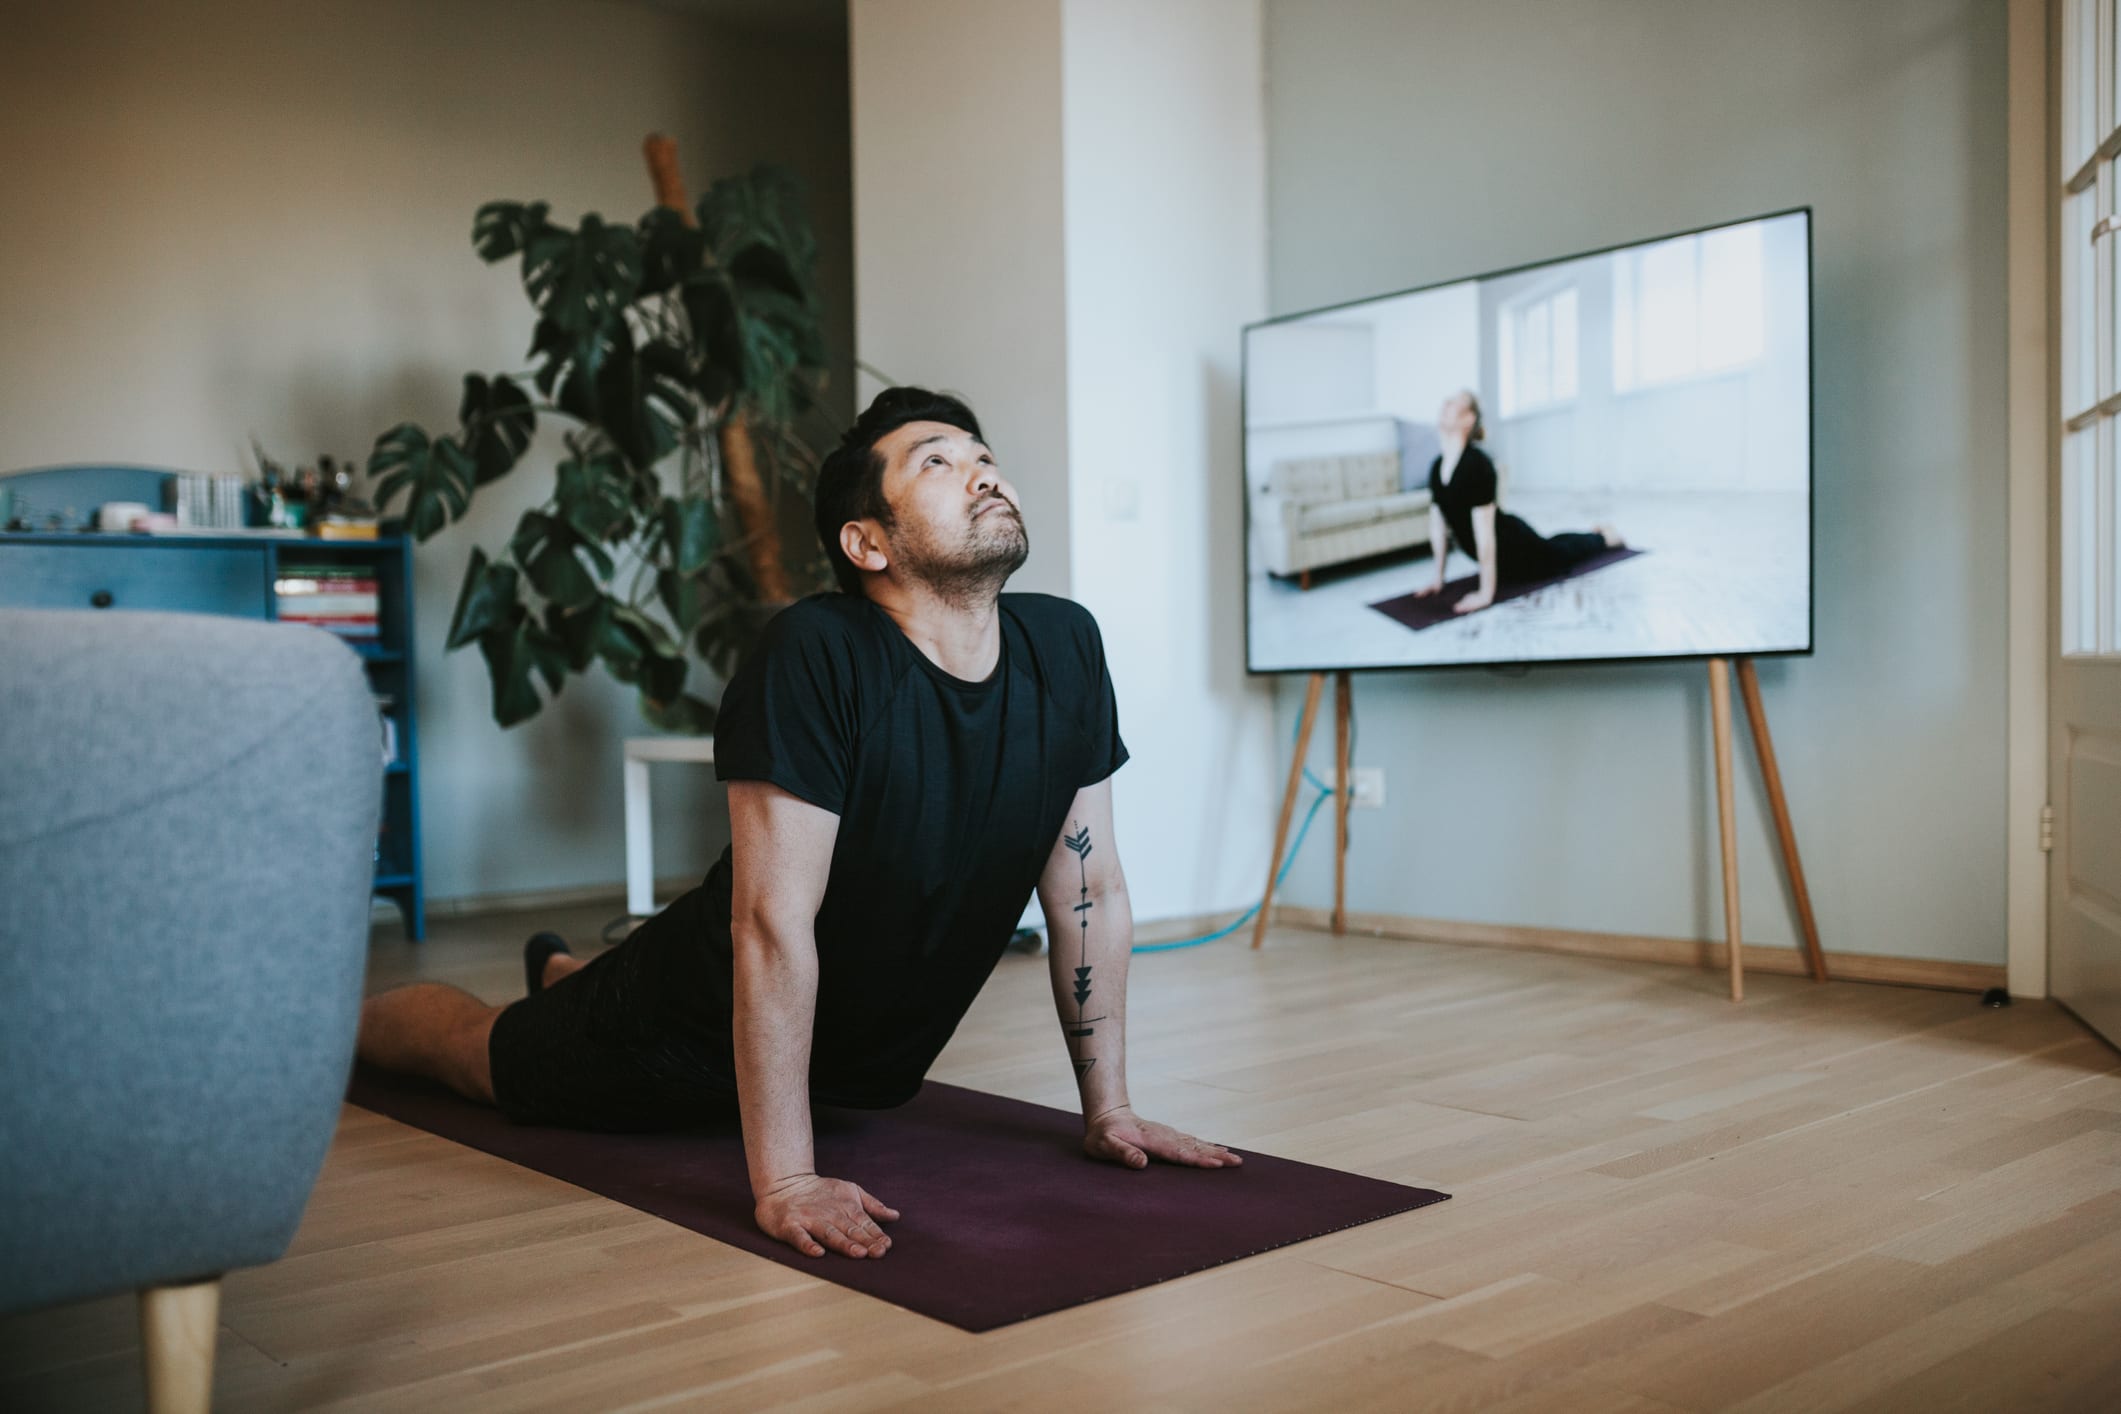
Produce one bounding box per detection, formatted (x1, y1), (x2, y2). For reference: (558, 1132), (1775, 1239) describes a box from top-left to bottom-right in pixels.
(728, 780), (898, 1257)
(1034, 776), (1133, 1121)
(1033, 775), (1242, 1172)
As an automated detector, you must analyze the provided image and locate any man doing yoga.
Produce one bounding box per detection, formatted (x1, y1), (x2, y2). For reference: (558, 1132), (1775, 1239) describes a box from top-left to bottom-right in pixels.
(357, 386), (1239, 1262)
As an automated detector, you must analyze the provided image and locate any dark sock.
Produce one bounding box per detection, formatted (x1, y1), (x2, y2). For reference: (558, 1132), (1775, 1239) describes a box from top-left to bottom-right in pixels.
(523, 931), (572, 996)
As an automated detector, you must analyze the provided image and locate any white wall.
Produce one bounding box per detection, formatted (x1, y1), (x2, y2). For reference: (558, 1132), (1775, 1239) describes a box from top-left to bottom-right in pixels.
(1264, 0), (2010, 965)
(0, 0), (854, 905)
(852, 0), (1276, 927)
(1061, 0), (1277, 924)
(848, 0), (1072, 597)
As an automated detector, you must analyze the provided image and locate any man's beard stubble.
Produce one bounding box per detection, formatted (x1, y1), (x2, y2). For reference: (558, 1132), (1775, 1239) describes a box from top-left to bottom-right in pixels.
(895, 496), (1030, 610)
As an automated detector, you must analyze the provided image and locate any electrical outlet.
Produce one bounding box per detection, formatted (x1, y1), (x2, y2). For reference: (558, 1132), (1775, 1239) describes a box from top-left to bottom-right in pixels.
(1350, 766), (1385, 808)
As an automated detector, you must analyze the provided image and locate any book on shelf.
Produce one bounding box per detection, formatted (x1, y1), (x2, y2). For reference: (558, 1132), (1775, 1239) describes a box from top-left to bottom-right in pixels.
(316, 515), (380, 541)
(274, 574), (378, 595)
(276, 593), (377, 616)
(276, 563), (380, 635)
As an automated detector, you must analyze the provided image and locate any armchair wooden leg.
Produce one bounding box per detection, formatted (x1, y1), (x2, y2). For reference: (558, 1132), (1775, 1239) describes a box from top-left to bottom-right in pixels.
(140, 1278), (220, 1414)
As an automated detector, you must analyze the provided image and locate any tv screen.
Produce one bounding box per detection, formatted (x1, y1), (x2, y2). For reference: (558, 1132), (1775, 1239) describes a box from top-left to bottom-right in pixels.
(1243, 207), (1812, 674)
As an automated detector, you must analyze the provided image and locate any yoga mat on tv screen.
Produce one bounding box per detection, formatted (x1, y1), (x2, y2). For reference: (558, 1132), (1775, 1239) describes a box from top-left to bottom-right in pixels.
(1369, 546), (1643, 633)
(346, 1066), (1450, 1332)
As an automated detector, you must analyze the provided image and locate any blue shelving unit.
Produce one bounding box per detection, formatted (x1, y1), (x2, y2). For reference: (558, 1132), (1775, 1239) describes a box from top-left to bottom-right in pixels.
(0, 468), (426, 938)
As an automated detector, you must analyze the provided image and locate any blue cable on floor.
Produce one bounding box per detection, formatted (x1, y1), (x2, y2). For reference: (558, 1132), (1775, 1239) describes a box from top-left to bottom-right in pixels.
(1128, 717), (1338, 955)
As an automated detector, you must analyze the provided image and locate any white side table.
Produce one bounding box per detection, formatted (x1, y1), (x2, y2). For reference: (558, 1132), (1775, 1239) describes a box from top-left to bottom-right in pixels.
(623, 734), (717, 917)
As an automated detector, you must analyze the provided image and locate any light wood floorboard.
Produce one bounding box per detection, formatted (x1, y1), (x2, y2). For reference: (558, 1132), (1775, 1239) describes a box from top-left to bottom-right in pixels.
(5, 905), (2119, 1412)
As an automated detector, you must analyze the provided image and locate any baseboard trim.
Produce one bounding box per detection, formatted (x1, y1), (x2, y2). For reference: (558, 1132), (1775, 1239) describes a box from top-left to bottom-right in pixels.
(1271, 905), (2006, 994)
(373, 874), (701, 926)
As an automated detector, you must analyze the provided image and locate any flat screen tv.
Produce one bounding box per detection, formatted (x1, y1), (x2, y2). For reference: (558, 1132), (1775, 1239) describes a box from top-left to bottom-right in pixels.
(1243, 207), (1812, 674)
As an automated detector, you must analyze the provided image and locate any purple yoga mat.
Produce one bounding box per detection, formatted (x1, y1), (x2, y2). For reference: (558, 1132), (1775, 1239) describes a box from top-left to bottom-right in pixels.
(1369, 546), (1643, 632)
(346, 1066), (1449, 1332)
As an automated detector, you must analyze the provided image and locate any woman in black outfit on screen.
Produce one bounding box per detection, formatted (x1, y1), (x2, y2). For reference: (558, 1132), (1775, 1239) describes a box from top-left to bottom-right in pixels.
(1412, 390), (1624, 615)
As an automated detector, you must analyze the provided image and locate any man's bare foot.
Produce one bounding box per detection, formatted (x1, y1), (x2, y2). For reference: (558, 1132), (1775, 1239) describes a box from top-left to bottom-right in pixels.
(1596, 522), (1625, 549)
(524, 932), (581, 995)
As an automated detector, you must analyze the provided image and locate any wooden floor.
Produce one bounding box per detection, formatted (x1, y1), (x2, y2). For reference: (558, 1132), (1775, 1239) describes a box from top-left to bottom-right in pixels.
(7, 906), (2121, 1412)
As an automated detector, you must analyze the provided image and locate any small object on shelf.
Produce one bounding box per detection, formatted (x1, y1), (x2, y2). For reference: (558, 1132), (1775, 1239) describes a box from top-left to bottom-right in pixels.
(170, 473), (252, 530)
(95, 501), (153, 532)
(316, 514), (380, 541)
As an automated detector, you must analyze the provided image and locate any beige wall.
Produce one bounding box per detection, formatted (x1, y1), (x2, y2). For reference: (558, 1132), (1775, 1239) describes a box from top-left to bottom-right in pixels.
(848, 0), (1072, 597)
(0, 0), (853, 905)
(1060, 0), (1279, 924)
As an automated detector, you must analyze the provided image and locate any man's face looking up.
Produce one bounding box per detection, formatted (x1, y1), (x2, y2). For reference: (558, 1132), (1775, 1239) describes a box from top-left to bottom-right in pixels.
(855, 419), (1029, 594)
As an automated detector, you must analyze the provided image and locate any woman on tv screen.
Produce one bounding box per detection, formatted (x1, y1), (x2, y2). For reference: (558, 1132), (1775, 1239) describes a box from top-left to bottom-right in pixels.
(1414, 390), (1626, 615)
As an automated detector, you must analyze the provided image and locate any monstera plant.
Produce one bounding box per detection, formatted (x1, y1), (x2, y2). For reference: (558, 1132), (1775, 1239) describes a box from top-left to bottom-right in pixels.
(366, 163), (836, 732)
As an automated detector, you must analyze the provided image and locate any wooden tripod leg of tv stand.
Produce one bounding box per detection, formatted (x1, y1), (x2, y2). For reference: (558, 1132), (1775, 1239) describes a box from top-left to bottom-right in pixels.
(1709, 657), (1744, 1002)
(1736, 657), (1828, 981)
(1254, 672), (1325, 950)
(1333, 671), (1351, 935)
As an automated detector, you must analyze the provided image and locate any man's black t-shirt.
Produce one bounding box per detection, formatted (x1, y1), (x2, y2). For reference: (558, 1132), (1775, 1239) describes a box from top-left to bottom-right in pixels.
(629, 590), (1128, 1109)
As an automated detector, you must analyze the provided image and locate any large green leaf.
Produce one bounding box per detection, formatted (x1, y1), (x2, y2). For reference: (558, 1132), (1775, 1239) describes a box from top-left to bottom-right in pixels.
(526, 316), (574, 400)
(678, 274), (742, 408)
(581, 317), (643, 463)
(696, 166), (819, 294)
(727, 242), (806, 303)
(369, 423), (475, 541)
(476, 625), (542, 727)
(472, 200), (551, 263)
(521, 621), (569, 696)
(521, 213), (642, 338)
(636, 339), (696, 461)
(524, 540), (599, 610)
(640, 648), (687, 703)
(458, 374), (536, 485)
(446, 548), (519, 650)
(554, 448), (635, 542)
(656, 567), (708, 634)
(698, 168), (825, 423)
(730, 286), (823, 423)
(507, 509), (557, 565)
(658, 495), (719, 575)
(636, 206), (706, 297)
(610, 602), (682, 661)
(548, 597), (620, 672)
(475, 617), (566, 727)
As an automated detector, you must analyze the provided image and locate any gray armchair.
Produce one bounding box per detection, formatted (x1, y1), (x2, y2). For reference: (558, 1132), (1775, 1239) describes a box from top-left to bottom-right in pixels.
(0, 609), (381, 1411)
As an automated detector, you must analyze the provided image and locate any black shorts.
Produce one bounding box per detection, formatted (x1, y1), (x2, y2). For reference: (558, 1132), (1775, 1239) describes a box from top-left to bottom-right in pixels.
(488, 939), (741, 1133)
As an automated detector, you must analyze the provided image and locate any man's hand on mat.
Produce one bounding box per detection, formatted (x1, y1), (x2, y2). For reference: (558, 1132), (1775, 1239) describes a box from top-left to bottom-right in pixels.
(1412, 578), (1447, 599)
(1452, 588), (1494, 614)
(754, 1174), (899, 1259)
(1083, 1106), (1243, 1171)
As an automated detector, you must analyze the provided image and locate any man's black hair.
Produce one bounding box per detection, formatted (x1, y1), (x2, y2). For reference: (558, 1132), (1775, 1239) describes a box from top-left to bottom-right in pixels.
(812, 386), (985, 595)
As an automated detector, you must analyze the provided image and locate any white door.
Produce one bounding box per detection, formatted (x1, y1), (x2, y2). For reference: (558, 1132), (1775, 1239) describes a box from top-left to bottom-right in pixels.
(2054, 0), (2121, 1046)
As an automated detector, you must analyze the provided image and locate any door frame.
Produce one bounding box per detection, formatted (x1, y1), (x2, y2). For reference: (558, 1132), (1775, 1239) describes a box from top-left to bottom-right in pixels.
(2006, 0), (2053, 998)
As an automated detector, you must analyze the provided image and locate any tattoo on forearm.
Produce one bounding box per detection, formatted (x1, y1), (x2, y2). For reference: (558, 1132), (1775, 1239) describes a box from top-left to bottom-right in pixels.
(1062, 822), (1105, 1082)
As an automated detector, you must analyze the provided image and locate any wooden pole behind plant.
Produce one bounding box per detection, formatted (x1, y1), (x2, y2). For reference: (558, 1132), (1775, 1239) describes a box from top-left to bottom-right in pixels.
(642, 133), (792, 604)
